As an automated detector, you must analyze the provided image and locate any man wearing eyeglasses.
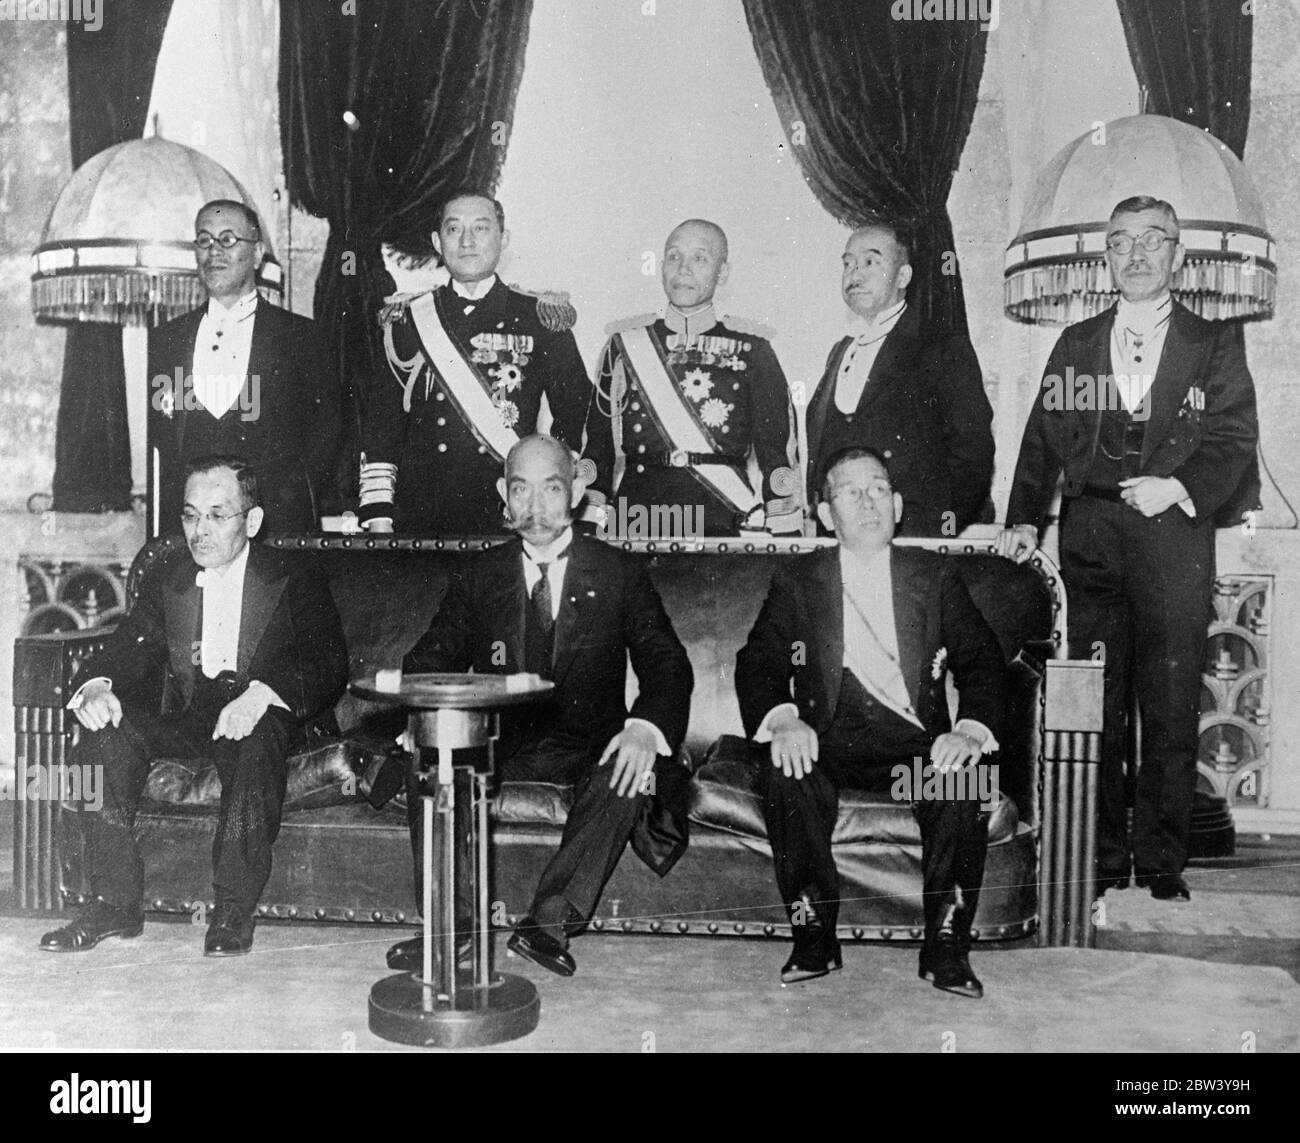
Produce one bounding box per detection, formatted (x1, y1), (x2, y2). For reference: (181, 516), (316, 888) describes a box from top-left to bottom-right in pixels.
(736, 446), (1004, 996)
(40, 455), (348, 956)
(996, 195), (1259, 903)
(147, 199), (341, 536)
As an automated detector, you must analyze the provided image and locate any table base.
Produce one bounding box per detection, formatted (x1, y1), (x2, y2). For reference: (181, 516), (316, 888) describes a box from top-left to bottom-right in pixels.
(368, 971), (540, 1048)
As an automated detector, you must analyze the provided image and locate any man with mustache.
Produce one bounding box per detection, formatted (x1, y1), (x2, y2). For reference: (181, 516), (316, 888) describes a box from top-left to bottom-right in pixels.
(997, 196), (1259, 902)
(359, 191), (603, 534)
(40, 456), (348, 956)
(805, 218), (993, 537)
(585, 218), (801, 537)
(148, 200), (340, 535)
(386, 434), (693, 977)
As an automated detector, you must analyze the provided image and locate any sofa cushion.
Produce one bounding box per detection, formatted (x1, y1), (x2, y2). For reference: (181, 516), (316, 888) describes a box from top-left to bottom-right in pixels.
(491, 782), (573, 826)
(140, 738), (387, 814)
(689, 736), (1019, 846)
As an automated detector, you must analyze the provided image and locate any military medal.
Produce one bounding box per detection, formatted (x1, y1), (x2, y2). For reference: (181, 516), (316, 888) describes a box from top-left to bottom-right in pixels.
(491, 363), (523, 393)
(681, 368), (713, 401)
(666, 332), (749, 370)
(471, 332), (533, 366)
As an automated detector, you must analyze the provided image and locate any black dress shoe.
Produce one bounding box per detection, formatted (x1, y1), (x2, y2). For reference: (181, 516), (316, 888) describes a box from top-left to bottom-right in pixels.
(386, 933), (474, 972)
(780, 892), (842, 984)
(39, 898), (144, 952)
(507, 917), (576, 977)
(780, 944), (843, 985)
(1136, 872), (1191, 900)
(204, 900), (256, 957)
(919, 934), (984, 999)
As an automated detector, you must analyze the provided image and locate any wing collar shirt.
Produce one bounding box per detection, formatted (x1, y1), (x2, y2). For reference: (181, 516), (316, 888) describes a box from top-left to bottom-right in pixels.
(194, 545), (287, 708)
(193, 290), (258, 418)
(1110, 292), (1172, 413)
(195, 543), (250, 678)
(68, 543), (285, 712)
(757, 545), (997, 751)
(1110, 292), (1193, 516)
(835, 299), (906, 414)
(520, 527), (670, 756)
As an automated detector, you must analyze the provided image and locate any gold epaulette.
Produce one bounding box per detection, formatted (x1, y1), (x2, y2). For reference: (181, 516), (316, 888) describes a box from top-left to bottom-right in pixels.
(604, 313), (660, 337)
(508, 283), (578, 332)
(721, 314), (777, 341)
(377, 290), (433, 328)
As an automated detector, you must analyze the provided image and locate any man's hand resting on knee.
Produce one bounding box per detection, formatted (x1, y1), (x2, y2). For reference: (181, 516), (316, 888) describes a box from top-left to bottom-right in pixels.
(599, 722), (659, 799)
(72, 682), (122, 732)
(213, 681), (282, 742)
(930, 730), (984, 773)
(769, 712), (819, 780)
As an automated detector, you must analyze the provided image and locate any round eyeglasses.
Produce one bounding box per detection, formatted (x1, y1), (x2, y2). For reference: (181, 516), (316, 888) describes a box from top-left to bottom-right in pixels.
(181, 509), (250, 528)
(1105, 230), (1177, 256)
(828, 482), (893, 506)
(194, 232), (259, 251)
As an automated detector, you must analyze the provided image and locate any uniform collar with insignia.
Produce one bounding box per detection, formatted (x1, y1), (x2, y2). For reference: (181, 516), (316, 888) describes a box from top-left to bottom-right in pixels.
(663, 302), (719, 346)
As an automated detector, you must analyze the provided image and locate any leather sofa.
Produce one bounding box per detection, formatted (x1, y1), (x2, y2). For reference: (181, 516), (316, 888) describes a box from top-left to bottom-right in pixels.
(13, 531), (1068, 946)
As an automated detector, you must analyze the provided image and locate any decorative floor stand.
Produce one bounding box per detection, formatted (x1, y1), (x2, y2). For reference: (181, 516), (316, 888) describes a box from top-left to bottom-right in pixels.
(353, 673), (552, 1048)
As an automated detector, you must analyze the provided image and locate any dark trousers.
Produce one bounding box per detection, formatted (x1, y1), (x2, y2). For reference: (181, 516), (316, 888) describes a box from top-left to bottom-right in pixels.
(1060, 496), (1214, 877)
(760, 672), (989, 942)
(74, 679), (293, 912)
(405, 732), (645, 944)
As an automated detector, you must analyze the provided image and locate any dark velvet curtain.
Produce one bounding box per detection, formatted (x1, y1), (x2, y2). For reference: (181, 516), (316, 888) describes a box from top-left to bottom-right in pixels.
(53, 2), (174, 511)
(1117, 0), (1251, 157)
(742, 1), (987, 338)
(279, 0), (533, 501)
(1117, 0), (1260, 521)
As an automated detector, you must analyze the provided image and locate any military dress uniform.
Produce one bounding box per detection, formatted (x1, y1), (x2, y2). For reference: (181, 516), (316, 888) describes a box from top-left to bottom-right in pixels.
(587, 305), (801, 537)
(358, 277), (607, 534)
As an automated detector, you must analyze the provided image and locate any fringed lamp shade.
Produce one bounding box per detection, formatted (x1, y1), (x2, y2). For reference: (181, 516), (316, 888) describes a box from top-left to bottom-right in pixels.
(1005, 115), (1275, 326)
(31, 136), (283, 327)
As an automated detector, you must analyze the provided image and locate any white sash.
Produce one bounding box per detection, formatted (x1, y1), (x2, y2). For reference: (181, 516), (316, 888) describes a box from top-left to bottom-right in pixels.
(616, 326), (760, 517)
(406, 292), (521, 462)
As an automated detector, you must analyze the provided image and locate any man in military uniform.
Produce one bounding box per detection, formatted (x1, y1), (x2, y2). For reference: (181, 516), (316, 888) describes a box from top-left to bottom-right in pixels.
(358, 191), (605, 534)
(587, 219), (801, 538)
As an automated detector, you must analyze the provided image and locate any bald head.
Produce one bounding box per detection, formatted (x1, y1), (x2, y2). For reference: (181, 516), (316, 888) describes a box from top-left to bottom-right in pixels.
(506, 434), (574, 483)
(669, 219), (728, 263)
(499, 435), (582, 546)
(663, 219), (730, 310)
